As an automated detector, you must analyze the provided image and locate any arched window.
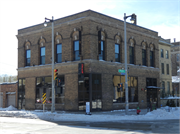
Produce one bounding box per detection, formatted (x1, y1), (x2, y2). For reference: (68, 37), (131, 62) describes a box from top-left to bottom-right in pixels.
(25, 41), (31, 66)
(39, 37), (46, 65)
(115, 34), (121, 62)
(72, 29), (81, 61)
(98, 31), (105, 60)
(55, 33), (62, 63)
(150, 44), (154, 67)
(129, 38), (135, 64)
(142, 42), (147, 66)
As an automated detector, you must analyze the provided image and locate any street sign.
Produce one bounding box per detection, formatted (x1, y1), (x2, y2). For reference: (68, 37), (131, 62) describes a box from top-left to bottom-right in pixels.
(118, 69), (125, 73)
(121, 73), (125, 75)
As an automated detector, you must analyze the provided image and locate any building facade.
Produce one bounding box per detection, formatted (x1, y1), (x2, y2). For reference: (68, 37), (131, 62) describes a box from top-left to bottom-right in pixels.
(17, 10), (160, 111)
(159, 38), (173, 98)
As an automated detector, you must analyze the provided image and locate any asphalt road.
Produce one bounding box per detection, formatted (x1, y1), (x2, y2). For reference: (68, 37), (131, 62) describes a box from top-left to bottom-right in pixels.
(0, 117), (179, 134)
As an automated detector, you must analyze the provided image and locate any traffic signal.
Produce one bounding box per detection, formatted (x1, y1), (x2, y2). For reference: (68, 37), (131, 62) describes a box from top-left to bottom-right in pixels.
(78, 63), (84, 74)
(57, 78), (61, 86)
(117, 83), (123, 92)
(54, 69), (58, 80)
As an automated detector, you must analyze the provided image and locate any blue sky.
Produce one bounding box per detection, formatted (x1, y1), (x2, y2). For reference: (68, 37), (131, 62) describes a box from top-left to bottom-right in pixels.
(0, 0), (179, 75)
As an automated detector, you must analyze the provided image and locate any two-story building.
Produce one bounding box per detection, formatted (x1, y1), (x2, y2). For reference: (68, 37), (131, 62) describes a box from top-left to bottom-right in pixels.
(17, 10), (161, 111)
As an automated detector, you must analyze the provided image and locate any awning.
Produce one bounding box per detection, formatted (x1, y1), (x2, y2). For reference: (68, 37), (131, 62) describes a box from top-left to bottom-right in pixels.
(146, 86), (164, 89)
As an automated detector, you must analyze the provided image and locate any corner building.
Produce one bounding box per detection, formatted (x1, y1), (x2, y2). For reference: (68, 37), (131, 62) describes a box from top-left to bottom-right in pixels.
(17, 10), (160, 111)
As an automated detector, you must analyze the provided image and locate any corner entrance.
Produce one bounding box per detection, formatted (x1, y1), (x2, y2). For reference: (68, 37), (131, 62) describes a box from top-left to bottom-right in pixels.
(78, 74), (102, 111)
(147, 88), (158, 110)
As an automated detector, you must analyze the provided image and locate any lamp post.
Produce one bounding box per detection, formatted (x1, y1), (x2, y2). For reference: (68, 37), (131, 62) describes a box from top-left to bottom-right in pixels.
(44, 16), (55, 113)
(124, 13), (135, 115)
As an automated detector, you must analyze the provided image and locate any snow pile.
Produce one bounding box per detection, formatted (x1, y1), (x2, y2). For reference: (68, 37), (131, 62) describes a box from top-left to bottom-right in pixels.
(0, 106), (179, 122)
(0, 105), (17, 111)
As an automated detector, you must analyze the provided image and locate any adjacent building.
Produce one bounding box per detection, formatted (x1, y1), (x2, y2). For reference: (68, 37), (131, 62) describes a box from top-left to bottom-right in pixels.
(159, 38), (173, 98)
(17, 10), (161, 111)
(0, 82), (18, 108)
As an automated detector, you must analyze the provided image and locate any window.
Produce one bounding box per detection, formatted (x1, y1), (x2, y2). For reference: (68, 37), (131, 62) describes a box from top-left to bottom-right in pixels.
(26, 50), (31, 66)
(161, 49), (163, 58)
(167, 82), (170, 94)
(99, 41), (104, 60)
(161, 81), (165, 98)
(40, 47), (45, 65)
(36, 76), (65, 104)
(113, 75), (138, 103)
(129, 46), (134, 64)
(150, 51), (154, 67)
(167, 64), (169, 75)
(115, 44), (120, 62)
(56, 44), (62, 63)
(74, 41), (80, 61)
(18, 79), (25, 109)
(142, 49), (146, 66)
(177, 54), (180, 61)
(166, 50), (169, 59)
(161, 63), (164, 74)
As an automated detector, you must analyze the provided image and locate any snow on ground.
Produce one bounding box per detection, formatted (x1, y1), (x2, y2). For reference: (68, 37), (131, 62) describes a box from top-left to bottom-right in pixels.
(0, 106), (180, 122)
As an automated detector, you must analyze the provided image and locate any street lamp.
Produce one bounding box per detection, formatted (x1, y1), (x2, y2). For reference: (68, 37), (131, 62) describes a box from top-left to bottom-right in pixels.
(124, 13), (136, 115)
(44, 16), (55, 113)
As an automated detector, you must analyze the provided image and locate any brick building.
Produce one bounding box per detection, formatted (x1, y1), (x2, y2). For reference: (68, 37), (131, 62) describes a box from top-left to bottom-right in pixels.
(17, 10), (161, 111)
(158, 38), (173, 97)
(0, 82), (18, 108)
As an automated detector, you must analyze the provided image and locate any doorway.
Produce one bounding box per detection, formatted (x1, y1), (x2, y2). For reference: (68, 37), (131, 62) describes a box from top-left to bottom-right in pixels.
(147, 88), (158, 110)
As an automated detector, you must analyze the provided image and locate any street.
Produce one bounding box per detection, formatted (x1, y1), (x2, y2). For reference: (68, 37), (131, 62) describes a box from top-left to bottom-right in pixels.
(0, 117), (179, 134)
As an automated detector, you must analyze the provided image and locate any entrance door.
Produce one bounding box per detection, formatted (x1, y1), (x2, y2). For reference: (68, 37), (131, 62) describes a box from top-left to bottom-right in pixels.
(147, 88), (158, 110)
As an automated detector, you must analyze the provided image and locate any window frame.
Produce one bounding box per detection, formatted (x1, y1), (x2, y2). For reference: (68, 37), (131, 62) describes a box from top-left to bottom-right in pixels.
(99, 41), (105, 60)
(26, 49), (31, 66)
(166, 50), (169, 59)
(56, 44), (62, 63)
(166, 64), (169, 75)
(40, 47), (45, 65)
(129, 46), (134, 64)
(150, 51), (154, 67)
(115, 43), (120, 62)
(161, 63), (164, 74)
(74, 40), (80, 61)
(161, 49), (164, 58)
(142, 49), (146, 66)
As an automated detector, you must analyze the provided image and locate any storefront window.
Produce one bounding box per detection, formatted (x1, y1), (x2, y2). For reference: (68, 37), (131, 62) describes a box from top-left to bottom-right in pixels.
(113, 75), (138, 103)
(36, 76), (64, 104)
(18, 78), (25, 109)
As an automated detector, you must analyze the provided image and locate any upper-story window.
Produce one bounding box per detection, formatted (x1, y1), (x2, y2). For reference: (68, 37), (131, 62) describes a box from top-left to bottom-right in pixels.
(74, 40), (80, 61)
(57, 44), (62, 63)
(25, 41), (31, 67)
(98, 31), (105, 60)
(115, 44), (120, 62)
(129, 39), (135, 64)
(161, 49), (164, 58)
(40, 47), (45, 65)
(166, 50), (169, 59)
(150, 44), (154, 67)
(55, 33), (63, 63)
(161, 63), (164, 74)
(177, 54), (180, 61)
(72, 30), (81, 61)
(167, 64), (169, 75)
(142, 42), (147, 66)
(26, 50), (31, 66)
(114, 34), (121, 62)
